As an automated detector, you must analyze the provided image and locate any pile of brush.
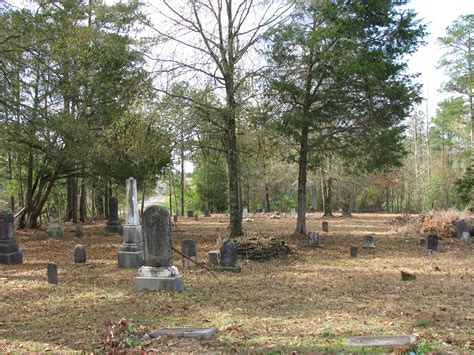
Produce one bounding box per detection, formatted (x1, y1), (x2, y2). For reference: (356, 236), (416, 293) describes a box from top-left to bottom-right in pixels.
(234, 234), (290, 261)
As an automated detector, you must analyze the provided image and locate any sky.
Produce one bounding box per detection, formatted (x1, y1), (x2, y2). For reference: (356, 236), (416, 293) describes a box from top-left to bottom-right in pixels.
(405, 0), (473, 118)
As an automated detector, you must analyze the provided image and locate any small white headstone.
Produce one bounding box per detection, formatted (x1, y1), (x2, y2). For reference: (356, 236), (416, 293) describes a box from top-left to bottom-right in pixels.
(242, 208), (248, 218)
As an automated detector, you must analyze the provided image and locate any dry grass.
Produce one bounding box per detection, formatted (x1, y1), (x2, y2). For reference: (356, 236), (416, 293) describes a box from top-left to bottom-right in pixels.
(0, 213), (473, 352)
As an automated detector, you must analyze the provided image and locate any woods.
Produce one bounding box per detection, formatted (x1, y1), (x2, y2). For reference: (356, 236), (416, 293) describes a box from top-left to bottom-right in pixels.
(0, 1), (472, 232)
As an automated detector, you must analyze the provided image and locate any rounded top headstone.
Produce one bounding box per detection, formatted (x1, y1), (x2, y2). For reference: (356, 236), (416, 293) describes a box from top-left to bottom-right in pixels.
(142, 205), (173, 267)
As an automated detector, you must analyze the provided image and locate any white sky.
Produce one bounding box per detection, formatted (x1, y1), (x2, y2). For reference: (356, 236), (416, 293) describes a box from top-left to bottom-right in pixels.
(405, 0), (473, 119)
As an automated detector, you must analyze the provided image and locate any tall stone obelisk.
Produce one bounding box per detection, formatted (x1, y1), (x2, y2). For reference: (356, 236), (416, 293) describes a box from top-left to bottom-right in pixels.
(117, 177), (143, 268)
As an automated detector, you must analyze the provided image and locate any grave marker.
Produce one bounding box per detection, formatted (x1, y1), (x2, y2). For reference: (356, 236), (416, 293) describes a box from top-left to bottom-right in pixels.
(47, 206), (64, 237)
(74, 245), (86, 263)
(47, 262), (58, 284)
(105, 197), (122, 235)
(322, 221), (329, 232)
(362, 235), (375, 249)
(0, 211), (23, 264)
(181, 239), (197, 268)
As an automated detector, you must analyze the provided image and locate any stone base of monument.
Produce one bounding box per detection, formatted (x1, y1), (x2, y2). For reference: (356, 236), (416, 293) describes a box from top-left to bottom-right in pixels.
(0, 240), (23, 264)
(135, 266), (184, 292)
(214, 265), (242, 273)
(47, 226), (64, 238)
(118, 226), (144, 268)
(118, 250), (144, 268)
(105, 220), (123, 235)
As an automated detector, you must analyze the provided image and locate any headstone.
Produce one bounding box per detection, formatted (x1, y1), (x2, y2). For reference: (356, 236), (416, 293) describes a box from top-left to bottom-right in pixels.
(145, 327), (218, 340)
(74, 244), (86, 263)
(47, 262), (58, 284)
(427, 234), (438, 251)
(118, 177), (144, 268)
(290, 209), (297, 219)
(242, 208), (248, 218)
(74, 223), (83, 237)
(187, 210), (194, 218)
(0, 211), (23, 264)
(194, 214), (198, 222)
(322, 221), (329, 232)
(215, 239), (241, 272)
(203, 208), (211, 217)
(426, 249), (434, 257)
(341, 203), (352, 217)
(105, 197), (122, 235)
(173, 215), (178, 223)
(362, 235), (375, 249)
(309, 205), (316, 212)
(455, 219), (470, 238)
(350, 246), (357, 257)
(401, 270), (416, 281)
(208, 251), (220, 266)
(47, 206), (64, 237)
(181, 239), (197, 268)
(308, 231), (321, 248)
(347, 334), (416, 347)
(419, 237), (426, 246)
(135, 205), (183, 292)
(461, 231), (471, 244)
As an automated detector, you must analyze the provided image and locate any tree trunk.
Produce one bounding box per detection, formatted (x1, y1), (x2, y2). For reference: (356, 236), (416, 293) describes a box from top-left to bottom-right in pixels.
(323, 176), (333, 217)
(66, 176), (78, 222)
(264, 184), (271, 212)
(180, 138), (185, 216)
(226, 114), (242, 237)
(79, 180), (87, 222)
(296, 126), (309, 235)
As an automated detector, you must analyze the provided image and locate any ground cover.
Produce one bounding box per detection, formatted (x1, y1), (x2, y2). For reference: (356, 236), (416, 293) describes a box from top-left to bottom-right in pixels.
(0, 213), (473, 352)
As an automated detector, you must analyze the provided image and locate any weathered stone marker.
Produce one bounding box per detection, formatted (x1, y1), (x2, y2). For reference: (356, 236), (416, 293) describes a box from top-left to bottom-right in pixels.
(308, 231), (321, 248)
(419, 237), (426, 246)
(242, 208), (248, 218)
(194, 214), (198, 222)
(427, 234), (438, 251)
(47, 262), (58, 284)
(362, 235), (375, 249)
(203, 208), (211, 217)
(118, 177), (144, 268)
(181, 239), (197, 268)
(347, 334), (416, 347)
(135, 205), (183, 292)
(47, 206), (64, 237)
(74, 245), (86, 263)
(350, 246), (357, 257)
(322, 221), (329, 232)
(105, 197), (122, 235)
(455, 219), (470, 238)
(461, 231), (471, 244)
(0, 211), (23, 264)
(74, 223), (83, 237)
(144, 327), (218, 340)
(187, 210), (194, 218)
(208, 250), (220, 266)
(401, 270), (416, 281)
(215, 240), (241, 272)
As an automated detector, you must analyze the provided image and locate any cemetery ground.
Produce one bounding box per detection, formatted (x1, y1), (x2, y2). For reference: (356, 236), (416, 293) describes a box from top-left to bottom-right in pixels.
(1, 213), (473, 353)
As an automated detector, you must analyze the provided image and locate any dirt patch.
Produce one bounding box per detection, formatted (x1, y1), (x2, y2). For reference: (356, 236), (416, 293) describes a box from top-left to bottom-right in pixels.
(0, 213), (473, 352)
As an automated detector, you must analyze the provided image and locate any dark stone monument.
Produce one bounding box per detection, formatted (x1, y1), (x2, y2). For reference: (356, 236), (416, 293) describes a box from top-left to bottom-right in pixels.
(75, 223), (83, 237)
(308, 231), (321, 248)
(362, 235), (375, 249)
(135, 205), (183, 292)
(455, 219), (470, 238)
(181, 239), (197, 268)
(47, 262), (58, 284)
(105, 197), (122, 235)
(0, 211), (23, 264)
(74, 245), (86, 263)
(215, 240), (241, 272)
(427, 234), (438, 251)
(47, 206), (64, 237)
(118, 177), (144, 268)
(350, 246), (357, 257)
(208, 251), (220, 266)
(187, 210), (194, 218)
(322, 221), (329, 232)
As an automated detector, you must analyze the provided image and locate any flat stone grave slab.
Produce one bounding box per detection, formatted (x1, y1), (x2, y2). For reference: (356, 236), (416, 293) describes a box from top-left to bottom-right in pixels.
(145, 327), (218, 340)
(346, 334), (416, 347)
(214, 265), (241, 273)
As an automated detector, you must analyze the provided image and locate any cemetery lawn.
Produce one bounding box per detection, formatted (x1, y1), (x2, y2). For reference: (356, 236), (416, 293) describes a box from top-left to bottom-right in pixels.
(1, 213), (473, 353)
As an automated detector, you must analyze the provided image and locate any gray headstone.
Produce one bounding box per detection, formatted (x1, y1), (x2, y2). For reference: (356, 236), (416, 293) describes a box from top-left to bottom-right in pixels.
(219, 240), (237, 267)
(322, 221), (329, 232)
(350, 246), (357, 257)
(203, 209), (211, 217)
(47, 206), (64, 238)
(362, 235), (375, 249)
(308, 231), (320, 248)
(47, 262), (58, 284)
(347, 334), (416, 347)
(187, 210), (194, 218)
(181, 239), (197, 268)
(208, 250), (220, 266)
(341, 203), (352, 217)
(194, 214), (198, 222)
(427, 234), (438, 251)
(118, 177), (143, 268)
(75, 223), (83, 237)
(426, 249), (434, 256)
(455, 219), (470, 238)
(105, 197), (122, 234)
(0, 211), (23, 264)
(142, 205), (173, 267)
(242, 208), (248, 218)
(461, 231), (471, 244)
(145, 327), (218, 340)
(74, 245), (86, 263)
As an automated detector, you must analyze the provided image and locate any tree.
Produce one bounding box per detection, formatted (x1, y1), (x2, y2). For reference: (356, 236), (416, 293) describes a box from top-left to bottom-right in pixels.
(438, 14), (473, 206)
(148, 0), (292, 237)
(266, 1), (426, 234)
